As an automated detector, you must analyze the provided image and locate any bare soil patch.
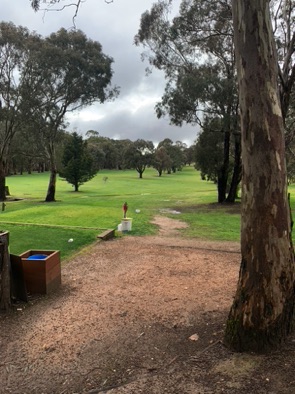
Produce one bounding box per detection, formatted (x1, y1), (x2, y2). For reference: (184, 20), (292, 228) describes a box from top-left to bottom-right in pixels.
(1, 216), (295, 393)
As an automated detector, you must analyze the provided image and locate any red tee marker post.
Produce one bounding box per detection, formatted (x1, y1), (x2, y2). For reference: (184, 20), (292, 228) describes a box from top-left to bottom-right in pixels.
(122, 202), (128, 218)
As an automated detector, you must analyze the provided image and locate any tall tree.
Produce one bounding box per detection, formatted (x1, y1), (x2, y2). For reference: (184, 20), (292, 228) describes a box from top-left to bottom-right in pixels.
(135, 0), (240, 203)
(153, 146), (172, 176)
(59, 132), (96, 191)
(194, 117), (226, 183)
(224, 0), (295, 352)
(123, 139), (154, 178)
(0, 22), (34, 201)
(157, 138), (186, 173)
(21, 28), (118, 202)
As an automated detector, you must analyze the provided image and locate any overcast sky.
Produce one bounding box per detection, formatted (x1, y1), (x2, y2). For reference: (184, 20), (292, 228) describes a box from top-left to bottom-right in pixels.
(2, 0), (197, 146)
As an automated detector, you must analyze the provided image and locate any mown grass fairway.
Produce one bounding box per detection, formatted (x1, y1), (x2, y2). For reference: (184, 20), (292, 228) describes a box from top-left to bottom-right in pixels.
(1, 166), (294, 260)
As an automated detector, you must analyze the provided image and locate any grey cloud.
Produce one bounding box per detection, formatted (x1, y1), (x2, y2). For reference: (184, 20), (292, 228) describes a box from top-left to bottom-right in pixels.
(69, 102), (197, 145)
(2, 0), (196, 145)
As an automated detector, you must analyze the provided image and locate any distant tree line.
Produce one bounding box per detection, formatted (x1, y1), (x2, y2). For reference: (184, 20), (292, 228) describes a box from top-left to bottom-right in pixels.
(6, 128), (196, 191)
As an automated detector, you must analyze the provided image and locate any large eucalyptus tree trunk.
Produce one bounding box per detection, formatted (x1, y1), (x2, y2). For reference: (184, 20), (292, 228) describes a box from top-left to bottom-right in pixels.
(224, 0), (295, 352)
(45, 166), (57, 202)
(45, 143), (57, 202)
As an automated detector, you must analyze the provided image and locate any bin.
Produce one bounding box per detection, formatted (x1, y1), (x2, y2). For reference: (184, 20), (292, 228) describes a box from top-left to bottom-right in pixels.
(121, 218), (132, 232)
(20, 250), (61, 294)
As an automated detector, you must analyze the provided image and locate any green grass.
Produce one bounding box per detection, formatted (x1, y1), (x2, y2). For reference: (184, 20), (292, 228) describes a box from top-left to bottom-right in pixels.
(2, 224), (98, 261)
(1, 166), (295, 261)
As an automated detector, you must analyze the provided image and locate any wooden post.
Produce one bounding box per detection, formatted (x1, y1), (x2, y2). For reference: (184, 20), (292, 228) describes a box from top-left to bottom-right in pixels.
(0, 231), (11, 310)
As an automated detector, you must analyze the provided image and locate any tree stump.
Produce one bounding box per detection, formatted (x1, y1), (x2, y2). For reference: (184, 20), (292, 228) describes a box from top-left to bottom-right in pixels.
(0, 231), (11, 310)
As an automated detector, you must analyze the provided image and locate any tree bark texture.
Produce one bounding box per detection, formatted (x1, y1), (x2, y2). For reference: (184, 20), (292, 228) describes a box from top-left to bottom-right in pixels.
(0, 161), (6, 202)
(224, 0), (295, 352)
(0, 231), (11, 310)
(45, 164), (57, 202)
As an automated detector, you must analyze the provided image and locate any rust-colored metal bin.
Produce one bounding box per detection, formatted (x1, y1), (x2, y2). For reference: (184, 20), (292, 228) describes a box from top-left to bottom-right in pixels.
(20, 250), (61, 295)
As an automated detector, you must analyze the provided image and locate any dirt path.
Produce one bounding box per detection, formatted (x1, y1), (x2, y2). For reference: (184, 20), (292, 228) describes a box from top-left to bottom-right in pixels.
(1, 216), (295, 393)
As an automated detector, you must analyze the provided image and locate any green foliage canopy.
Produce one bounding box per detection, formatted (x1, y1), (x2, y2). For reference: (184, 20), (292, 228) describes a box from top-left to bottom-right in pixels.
(123, 139), (154, 178)
(59, 132), (97, 191)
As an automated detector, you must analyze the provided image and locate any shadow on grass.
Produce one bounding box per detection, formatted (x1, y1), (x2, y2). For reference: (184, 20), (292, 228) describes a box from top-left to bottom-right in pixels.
(172, 202), (241, 215)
